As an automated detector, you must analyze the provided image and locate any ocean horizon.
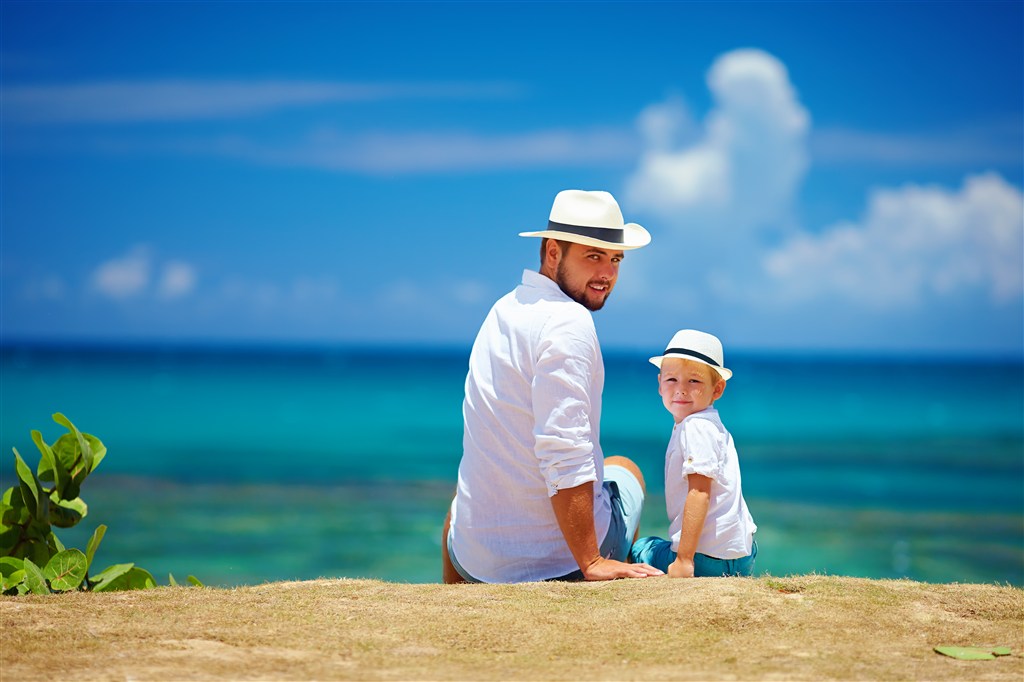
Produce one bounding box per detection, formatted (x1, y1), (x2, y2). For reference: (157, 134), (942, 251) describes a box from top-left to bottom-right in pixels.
(2, 341), (1021, 587)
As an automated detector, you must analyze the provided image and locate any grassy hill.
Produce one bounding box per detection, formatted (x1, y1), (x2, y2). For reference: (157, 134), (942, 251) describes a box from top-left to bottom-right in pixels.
(2, 575), (1021, 680)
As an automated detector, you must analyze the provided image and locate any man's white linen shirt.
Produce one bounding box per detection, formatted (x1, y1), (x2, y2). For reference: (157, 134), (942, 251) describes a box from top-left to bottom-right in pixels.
(665, 407), (757, 560)
(450, 269), (612, 583)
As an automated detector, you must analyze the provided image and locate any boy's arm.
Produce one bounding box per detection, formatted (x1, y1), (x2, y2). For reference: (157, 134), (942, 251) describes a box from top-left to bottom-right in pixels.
(669, 473), (712, 578)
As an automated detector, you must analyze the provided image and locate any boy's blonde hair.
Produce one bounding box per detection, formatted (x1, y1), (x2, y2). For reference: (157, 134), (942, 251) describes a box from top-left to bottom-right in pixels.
(694, 359), (726, 388)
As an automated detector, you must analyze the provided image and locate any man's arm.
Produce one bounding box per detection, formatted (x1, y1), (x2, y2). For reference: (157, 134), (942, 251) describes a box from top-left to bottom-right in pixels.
(668, 473), (712, 578)
(550, 482), (662, 580)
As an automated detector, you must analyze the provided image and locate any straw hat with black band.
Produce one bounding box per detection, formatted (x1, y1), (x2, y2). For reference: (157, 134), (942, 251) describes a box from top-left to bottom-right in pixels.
(519, 189), (651, 250)
(649, 329), (733, 381)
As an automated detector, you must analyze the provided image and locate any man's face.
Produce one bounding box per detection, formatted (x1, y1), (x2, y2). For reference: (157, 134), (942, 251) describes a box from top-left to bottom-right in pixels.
(553, 242), (623, 311)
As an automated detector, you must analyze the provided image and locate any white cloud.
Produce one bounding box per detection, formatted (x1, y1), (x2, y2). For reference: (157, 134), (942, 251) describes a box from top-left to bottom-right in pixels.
(157, 261), (198, 300)
(616, 48), (1022, 355)
(91, 247), (151, 299)
(2, 79), (522, 124)
(626, 49), (810, 229)
(763, 173), (1024, 308)
(91, 248), (202, 302)
(209, 126), (638, 174)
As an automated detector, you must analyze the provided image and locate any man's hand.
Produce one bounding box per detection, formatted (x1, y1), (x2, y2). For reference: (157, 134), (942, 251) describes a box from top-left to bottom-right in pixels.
(668, 556), (695, 579)
(551, 482), (664, 581)
(582, 556), (664, 581)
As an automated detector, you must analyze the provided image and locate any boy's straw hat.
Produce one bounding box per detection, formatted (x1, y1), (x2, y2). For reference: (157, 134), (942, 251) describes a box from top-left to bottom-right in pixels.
(519, 189), (651, 250)
(650, 329), (733, 381)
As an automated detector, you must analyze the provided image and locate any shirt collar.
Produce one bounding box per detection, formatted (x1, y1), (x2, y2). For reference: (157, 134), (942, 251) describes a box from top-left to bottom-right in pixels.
(521, 269), (570, 302)
(677, 406), (720, 427)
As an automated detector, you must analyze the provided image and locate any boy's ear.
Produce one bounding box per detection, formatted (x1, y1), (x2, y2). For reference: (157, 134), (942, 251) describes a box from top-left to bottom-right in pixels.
(713, 379), (727, 400)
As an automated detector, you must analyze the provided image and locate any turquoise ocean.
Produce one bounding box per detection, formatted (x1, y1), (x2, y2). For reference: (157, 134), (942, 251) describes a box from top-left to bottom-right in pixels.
(2, 343), (1021, 587)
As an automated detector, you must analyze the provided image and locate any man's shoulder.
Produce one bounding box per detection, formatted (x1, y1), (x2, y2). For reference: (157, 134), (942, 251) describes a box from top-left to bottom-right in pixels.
(509, 277), (594, 327)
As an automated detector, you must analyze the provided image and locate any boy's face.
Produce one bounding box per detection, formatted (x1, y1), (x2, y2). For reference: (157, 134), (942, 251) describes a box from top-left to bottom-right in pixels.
(657, 358), (726, 423)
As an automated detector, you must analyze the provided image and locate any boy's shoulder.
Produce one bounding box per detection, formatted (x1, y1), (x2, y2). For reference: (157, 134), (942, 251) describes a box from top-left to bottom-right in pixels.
(681, 407), (729, 434)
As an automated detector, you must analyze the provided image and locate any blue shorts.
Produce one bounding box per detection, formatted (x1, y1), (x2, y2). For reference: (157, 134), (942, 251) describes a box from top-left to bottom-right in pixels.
(630, 535), (758, 577)
(551, 463), (646, 581)
(447, 463), (645, 583)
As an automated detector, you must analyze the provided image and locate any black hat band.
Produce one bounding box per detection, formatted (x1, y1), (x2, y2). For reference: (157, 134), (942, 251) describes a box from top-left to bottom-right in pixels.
(547, 220), (624, 244)
(663, 348), (721, 367)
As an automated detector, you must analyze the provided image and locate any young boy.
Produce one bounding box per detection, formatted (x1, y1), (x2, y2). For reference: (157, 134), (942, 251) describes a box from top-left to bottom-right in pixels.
(630, 329), (757, 578)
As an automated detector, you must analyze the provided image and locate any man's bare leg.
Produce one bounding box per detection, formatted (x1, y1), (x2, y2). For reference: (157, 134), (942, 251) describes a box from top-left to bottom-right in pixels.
(441, 507), (467, 584)
(605, 455), (646, 545)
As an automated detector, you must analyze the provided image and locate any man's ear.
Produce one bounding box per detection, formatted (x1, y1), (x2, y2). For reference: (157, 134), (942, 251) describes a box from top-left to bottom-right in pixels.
(541, 238), (562, 275)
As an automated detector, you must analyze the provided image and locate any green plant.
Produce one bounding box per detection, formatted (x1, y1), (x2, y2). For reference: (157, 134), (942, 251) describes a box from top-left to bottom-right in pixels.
(0, 413), (200, 594)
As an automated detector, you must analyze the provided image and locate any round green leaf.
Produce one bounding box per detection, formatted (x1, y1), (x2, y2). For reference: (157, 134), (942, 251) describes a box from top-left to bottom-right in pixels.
(15, 537), (53, 567)
(1, 486), (30, 526)
(22, 558), (49, 595)
(50, 435), (86, 499)
(90, 562), (133, 591)
(2, 569), (26, 594)
(93, 564), (155, 592)
(47, 494), (87, 529)
(43, 549), (88, 591)
(0, 556), (24, 578)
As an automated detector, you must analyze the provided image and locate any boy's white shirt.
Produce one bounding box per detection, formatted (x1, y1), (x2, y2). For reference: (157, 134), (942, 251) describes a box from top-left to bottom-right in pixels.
(665, 406), (756, 560)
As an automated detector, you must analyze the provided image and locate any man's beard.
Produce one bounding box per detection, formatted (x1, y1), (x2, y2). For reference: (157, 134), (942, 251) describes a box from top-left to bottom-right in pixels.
(555, 260), (610, 312)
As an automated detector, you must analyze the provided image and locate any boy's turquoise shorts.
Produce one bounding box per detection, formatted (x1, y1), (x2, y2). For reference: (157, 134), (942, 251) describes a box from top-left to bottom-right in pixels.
(630, 535), (758, 577)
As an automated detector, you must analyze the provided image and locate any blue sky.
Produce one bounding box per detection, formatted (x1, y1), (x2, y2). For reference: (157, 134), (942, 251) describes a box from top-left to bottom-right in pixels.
(2, 1), (1022, 356)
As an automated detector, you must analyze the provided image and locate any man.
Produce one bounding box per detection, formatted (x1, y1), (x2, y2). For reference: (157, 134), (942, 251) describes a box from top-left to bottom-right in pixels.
(442, 189), (662, 583)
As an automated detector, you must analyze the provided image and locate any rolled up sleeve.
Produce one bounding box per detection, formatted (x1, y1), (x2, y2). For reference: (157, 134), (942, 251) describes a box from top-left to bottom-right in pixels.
(679, 418), (727, 484)
(532, 314), (601, 496)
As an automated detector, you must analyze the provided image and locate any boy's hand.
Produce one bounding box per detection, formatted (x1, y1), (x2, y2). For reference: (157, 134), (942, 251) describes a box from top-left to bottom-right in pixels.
(668, 557), (695, 578)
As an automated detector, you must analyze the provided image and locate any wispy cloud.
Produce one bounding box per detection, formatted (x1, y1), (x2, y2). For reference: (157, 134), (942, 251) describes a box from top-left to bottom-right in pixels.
(157, 261), (198, 300)
(811, 121), (1024, 167)
(2, 79), (522, 123)
(91, 247), (199, 301)
(763, 172), (1023, 308)
(91, 247), (151, 299)
(213, 127), (639, 173)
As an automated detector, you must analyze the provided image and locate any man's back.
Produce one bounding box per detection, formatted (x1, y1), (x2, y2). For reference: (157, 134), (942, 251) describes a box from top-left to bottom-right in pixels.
(442, 189), (659, 585)
(451, 269), (611, 583)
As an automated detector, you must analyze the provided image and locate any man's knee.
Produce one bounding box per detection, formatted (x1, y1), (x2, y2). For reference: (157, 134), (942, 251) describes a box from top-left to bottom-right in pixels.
(605, 455), (646, 494)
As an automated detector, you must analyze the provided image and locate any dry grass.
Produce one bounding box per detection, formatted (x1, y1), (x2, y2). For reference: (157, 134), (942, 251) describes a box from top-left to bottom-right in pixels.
(2, 575), (1021, 681)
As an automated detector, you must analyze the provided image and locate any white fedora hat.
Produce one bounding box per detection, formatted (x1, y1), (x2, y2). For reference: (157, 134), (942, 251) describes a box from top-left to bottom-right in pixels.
(519, 189), (651, 250)
(649, 329), (733, 381)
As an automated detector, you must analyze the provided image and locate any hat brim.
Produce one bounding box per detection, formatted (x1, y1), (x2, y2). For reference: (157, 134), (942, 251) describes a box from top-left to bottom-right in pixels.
(649, 354), (732, 381)
(519, 223), (650, 250)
